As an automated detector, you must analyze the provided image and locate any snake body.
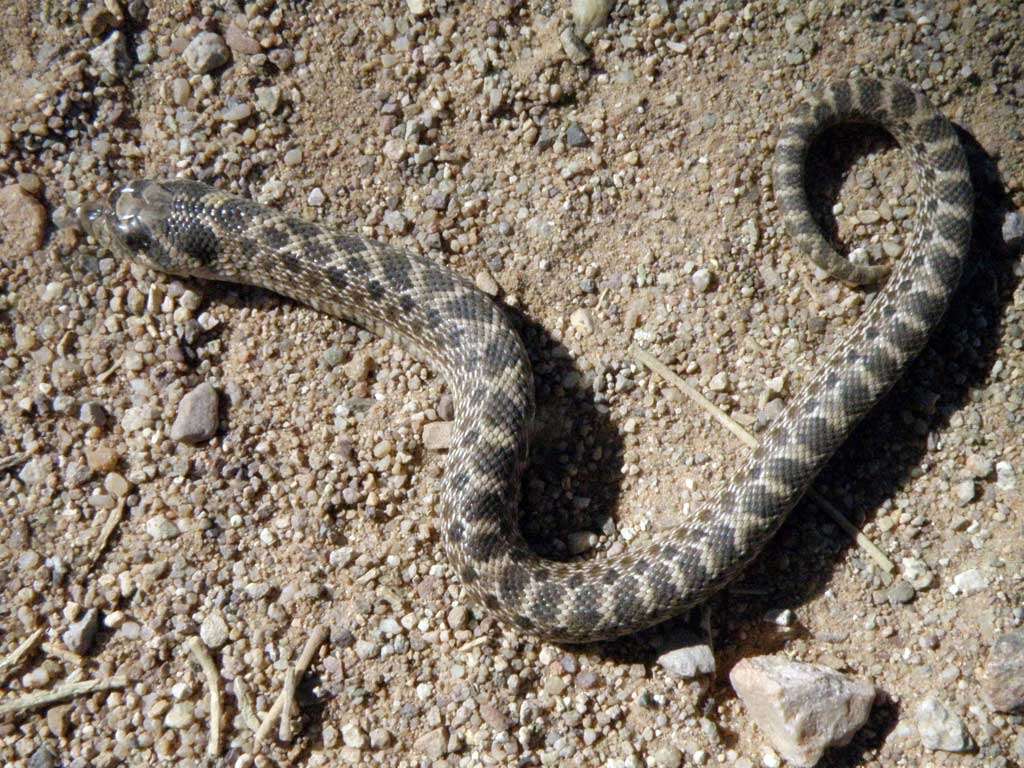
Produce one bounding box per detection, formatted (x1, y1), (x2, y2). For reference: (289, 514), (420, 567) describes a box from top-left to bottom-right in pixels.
(80, 78), (972, 642)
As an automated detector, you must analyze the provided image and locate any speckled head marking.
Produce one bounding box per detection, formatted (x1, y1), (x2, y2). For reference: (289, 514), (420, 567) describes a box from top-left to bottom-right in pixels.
(79, 77), (972, 642)
(78, 179), (226, 279)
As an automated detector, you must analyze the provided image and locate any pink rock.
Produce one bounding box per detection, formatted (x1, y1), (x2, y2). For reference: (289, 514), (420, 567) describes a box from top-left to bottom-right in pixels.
(984, 628), (1024, 713)
(0, 184), (46, 258)
(225, 24), (261, 55)
(730, 655), (876, 767)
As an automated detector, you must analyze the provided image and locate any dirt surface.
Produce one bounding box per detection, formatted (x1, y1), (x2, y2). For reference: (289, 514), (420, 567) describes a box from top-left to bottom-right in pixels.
(1, 1), (1022, 766)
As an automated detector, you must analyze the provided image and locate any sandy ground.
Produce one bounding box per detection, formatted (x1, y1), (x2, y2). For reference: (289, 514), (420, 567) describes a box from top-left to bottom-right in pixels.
(0, 1), (1022, 766)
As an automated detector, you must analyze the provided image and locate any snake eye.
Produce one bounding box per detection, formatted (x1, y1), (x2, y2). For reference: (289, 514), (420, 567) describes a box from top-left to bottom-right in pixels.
(109, 211), (155, 256)
(120, 227), (153, 253)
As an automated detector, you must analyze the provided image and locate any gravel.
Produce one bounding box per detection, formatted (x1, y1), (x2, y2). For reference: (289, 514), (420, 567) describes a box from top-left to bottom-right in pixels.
(952, 567), (989, 596)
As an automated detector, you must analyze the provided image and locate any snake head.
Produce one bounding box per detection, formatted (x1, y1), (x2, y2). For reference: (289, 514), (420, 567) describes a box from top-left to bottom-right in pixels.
(77, 180), (197, 277)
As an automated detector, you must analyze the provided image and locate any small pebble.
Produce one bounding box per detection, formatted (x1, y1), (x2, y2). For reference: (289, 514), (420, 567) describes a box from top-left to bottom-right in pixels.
(422, 421), (452, 451)
(146, 515), (181, 541)
(200, 611), (229, 648)
(475, 270), (499, 296)
(560, 26), (590, 64)
(341, 722), (367, 749)
(184, 32), (230, 74)
(651, 744), (684, 768)
(915, 696), (972, 752)
(953, 479), (975, 505)
(692, 267), (714, 293)
(447, 605), (468, 630)
(570, 307), (594, 335)
(566, 122), (590, 148)
(0, 184), (47, 255)
(164, 702), (195, 729)
(657, 639), (716, 680)
(952, 568), (988, 596)
(1002, 210), (1024, 249)
(995, 460), (1017, 491)
(901, 558), (934, 590)
(983, 628), (1024, 713)
(730, 656), (875, 766)
(85, 446), (118, 472)
(413, 727), (448, 759)
(62, 608), (100, 654)
(566, 531), (598, 555)
(887, 579), (916, 606)
(79, 401), (109, 427)
(170, 382), (220, 444)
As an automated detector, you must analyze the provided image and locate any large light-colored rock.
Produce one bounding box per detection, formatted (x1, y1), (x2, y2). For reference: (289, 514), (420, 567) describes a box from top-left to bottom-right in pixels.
(730, 655), (876, 767)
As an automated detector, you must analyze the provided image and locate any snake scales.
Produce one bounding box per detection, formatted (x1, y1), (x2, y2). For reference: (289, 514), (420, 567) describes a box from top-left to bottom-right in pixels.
(80, 78), (972, 642)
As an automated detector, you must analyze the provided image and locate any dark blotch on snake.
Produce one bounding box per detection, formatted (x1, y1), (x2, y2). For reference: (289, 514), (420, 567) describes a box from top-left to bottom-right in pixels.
(447, 521), (464, 543)
(498, 566), (529, 606)
(936, 212), (969, 242)
(445, 291), (495, 324)
(331, 233), (367, 254)
(346, 254), (370, 275)
(917, 115), (949, 142)
(383, 252), (415, 292)
(862, 346), (897, 381)
(165, 215), (219, 265)
(856, 79), (882, 112)
(830, 81), (853, 112)
(889, 82), (917, 119)
(324, 265), (348, 293)
(263, 225), (290, 250)
(610, 576), (641, 624)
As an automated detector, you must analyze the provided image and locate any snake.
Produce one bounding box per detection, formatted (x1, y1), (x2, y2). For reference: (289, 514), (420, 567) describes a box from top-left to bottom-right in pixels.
(78, 78), (972, 643)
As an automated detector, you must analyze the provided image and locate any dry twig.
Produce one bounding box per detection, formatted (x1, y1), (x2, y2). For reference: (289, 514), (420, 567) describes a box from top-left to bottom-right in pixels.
(0, 676), (127, 717)
(41, 642), (84, 667)
(632, 346), (895, 575)
(96, 356), (122, 383)
(0, 452), (30, 475)
(185, 637), (222, 758)
(89, 497), (126, 569)
(233, 677), (260, 732)
(252, 625), (328, 748)
(0, 629), (44, 684)
(278, 668), (296, 743)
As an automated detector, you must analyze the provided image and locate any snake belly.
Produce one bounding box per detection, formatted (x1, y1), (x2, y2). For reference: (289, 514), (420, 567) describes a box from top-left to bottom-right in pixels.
(79, 78), (972, 642)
